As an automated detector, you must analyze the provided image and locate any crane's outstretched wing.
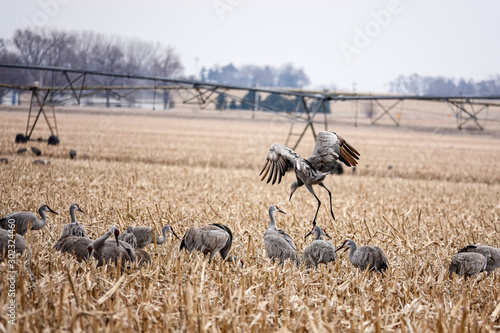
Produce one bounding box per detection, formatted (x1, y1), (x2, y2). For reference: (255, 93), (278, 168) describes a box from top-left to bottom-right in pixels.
(259, 143), (304, 185)
(308, 131), (360, 172)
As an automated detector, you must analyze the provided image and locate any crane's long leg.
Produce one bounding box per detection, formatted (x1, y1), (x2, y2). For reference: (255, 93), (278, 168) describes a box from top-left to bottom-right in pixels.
(305, 184), (321, 224)
(208, 250), (217, 263)
(319, 182), (335, 221)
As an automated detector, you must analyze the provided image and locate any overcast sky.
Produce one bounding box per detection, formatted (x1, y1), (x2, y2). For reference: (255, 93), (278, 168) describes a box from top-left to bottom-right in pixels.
(1, 0), (499, 93)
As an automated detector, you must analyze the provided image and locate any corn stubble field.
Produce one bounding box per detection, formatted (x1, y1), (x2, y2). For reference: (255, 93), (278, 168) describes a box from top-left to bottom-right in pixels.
(0, 105), (499, 332)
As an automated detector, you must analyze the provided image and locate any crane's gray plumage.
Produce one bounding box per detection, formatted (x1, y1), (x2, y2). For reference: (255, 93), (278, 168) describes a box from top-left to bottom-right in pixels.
(302, 223), (337, 269)
(336, 239), (389, 272)
(0, 204), (58, 236)
(260, 131), (359, 223)
(180, 223), (233, 263)
(449, 252), (489, 277)
(90, 226), (134, 268)
(132, 247), (152, 265)
(0, 228), (26, 255)
(53, 234), (102, 264)
(0, 229), (36, 281)
(118, 232), (138, 249)
(457, 244), (500, 275)
(61, 203), (87, 237)
(263, 205), (300, 265)
(124, 225), (179, 248)
(118, 232), (151, 265)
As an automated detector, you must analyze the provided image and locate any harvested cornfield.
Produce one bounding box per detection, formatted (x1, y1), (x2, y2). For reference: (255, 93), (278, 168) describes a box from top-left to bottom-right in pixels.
(0, 106), (499, 332)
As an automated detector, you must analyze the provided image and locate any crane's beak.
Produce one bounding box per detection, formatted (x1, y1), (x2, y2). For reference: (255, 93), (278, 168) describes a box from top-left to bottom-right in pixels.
(277, 208), (286, 215)
(78, 207), (86, 215)
(324, 231), (332, 240)
(171, 228), (180, 239)
(304, 230), (313, 239)
(335, 244), (345, 252)
(50, 208), (59, 215)
(114, 234), (120, 247)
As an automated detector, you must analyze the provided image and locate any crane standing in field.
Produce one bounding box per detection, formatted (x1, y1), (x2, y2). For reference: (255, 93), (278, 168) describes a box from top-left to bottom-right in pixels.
(457, 244), (500, 275)
(0, 204), (58, 236)
(180, 223), (234, 263)
(53, 234), (99, 263)
(263, 205), (300, 265)
(449, 251), (491, 277)
(335, 239), (389, 272)
(260, 131), (359, 223)
(61, 203), (87, 237)
(90, 226), (134, 268)
(118, 232), (152, 265)
(123, 225), (180, 248)
(0, 229), (36, 281)
(302, 222), (337, 269)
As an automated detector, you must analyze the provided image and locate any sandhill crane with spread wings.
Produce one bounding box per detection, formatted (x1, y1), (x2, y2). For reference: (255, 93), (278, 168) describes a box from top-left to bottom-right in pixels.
(260, 131), (359, 223)
(1, 204), (58, 236)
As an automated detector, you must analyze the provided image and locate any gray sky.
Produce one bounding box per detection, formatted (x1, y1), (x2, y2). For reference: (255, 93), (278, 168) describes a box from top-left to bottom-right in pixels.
(2, 0), (499, 93)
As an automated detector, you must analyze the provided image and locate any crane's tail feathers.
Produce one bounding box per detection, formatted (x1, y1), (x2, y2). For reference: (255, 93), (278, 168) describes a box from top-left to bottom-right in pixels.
(457, 245), (477, 253)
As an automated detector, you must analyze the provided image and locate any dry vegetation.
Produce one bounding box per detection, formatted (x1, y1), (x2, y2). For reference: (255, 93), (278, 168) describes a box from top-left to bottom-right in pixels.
(0, 105), (499, 332)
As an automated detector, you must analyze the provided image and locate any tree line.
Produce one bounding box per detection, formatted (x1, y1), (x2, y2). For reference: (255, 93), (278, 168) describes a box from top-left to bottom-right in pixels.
(201, 63), (310, 88)
(0, 28), (184, 107)
(0, 28), (312, 110)
(389, 73), (500, 96)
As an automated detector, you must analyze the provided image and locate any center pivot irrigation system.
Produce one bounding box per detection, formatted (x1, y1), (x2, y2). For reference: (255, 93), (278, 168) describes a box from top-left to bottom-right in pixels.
(1, 63), (500, 149)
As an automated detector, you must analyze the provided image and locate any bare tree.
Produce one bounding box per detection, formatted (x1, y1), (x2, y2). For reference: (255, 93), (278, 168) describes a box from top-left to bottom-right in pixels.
(0, 38), (21, 104)
(150, 45), (183, 109)
(12, 28), (76, 86)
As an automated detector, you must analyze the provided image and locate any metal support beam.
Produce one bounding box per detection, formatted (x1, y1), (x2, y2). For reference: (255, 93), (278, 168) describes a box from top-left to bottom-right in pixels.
(2, 63), (500, 148)
(286, 96), (328, 150)
(371, 99), (402, 126)
(26, 88), (57, 139)
(446, 99), (486, 130)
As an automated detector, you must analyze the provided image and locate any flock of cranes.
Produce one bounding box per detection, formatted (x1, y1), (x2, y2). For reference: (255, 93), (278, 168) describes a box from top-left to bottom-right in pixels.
(0, 131), (499, 280)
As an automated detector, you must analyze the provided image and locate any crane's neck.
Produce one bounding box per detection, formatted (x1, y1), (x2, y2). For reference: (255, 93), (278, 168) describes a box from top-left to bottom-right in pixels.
(32, 208), (48, 230)
(156, 226), (168, 244)
(92, 229), (112, 251)
(348, 243), (358, 262)
(268, 210), (277, 230)
(70, 206), (77, 223)
(314, 227), (323, 241)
